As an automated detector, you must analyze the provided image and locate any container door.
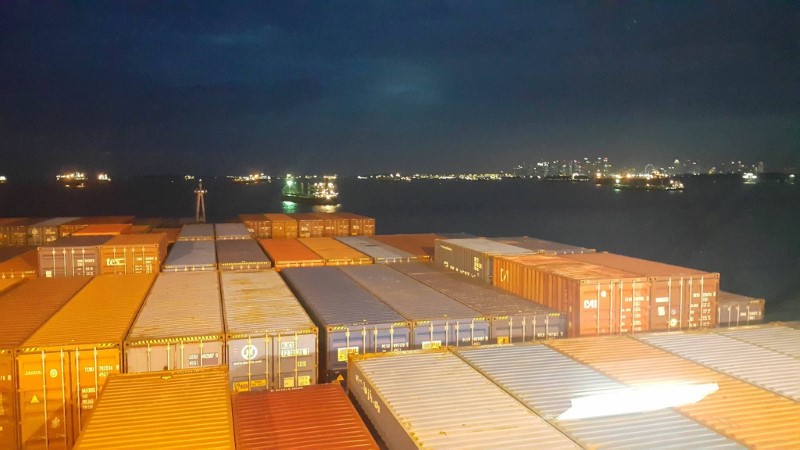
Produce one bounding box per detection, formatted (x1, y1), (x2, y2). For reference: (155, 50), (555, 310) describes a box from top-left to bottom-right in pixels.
(371, 324), (410, 353)
(326, 327), (367, 383)
(274, 333), (316, 389)
(228, 336), (270, 393)
(69, 348), (120, 437)
(451, 320), (490, 346)
(177, 341), (224, 371)
(18, 351), (72, 450)
(0, 353), (18, 450)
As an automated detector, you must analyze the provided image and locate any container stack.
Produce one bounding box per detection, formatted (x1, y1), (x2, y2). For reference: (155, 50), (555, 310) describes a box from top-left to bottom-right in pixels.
(58, 216), (136, 238)
(0, 248), (38, 278)
(215, 239), (271, 271)
(717, 291), (765, 326)
(336, 236), (418, 263)
(214, 223), (251, 240)
(239, 214), (271, 238)
(38, 235), (113, 277)
(27, 217), (79, 245)
(435, 237), (534, 283)
(488, 236), (596, 255)
(0, 218), (39, 246)
(291, 213), (325, 238)
(298, 237), (373, 266)
(259, 239), (325, 270)
(98, 232), (168, 274)
(176, 223), (215, 241)
(264, 214), (298, 239)
(162, 240), (217, 272)
(371, 233), (441, 261)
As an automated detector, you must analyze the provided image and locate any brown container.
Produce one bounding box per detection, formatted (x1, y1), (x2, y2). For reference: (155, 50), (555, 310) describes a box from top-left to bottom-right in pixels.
(291, 213), (325, 238)
(215, 239), (272, 271)
(0, 277), (92, 450)
(239, 214), (271, 239)
(58, 216), (136, 237)
(264, 213), (298, 239)
(152, 227), (181, 245)
(493, 254), (650, 337)
(99, 233), (168, 275)
(27, 218), (79, 246)
(717, 291), (765, 326)
(123, 225), (152, 234)
(333, 212), (375, 236)
(547, 336), (800, 448)
(258, 239), (325, 270)
(38, 235), (112, 278)
(232, 384), (379, 449)
(0, 218), (39, 246)
(71, 224), (133, 236)
(0, 246), (37, 262)
(0, 249), (39, 279)
(298, 238), (373, 266)
(313, 213), (350, 237)
(564, 253), (719, 330)
(371, 233), (441, 261)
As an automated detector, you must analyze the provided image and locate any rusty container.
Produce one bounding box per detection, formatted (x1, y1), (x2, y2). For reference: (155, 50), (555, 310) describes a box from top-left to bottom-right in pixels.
(264, 214), (298, 239)
(58, 216), (135, 238)
(298, 238), (373, 266)
(27, 218), (78, 246)
(313, 213), (350, 237)
(0, 249), (39, 279)
(371, 233), (441, 261)
(17, 274), (156, 450)
(494, 254), (651, 337)
(0, 277), (91, 450)
(564, 252), (718, 330)
(98, 233), (168, 275)
(232, 384), (378, 449)
(215, 239), (272, 271)
(333, 212), (375, 236)
(71, 224), (132, 236)
(717, 291), (765, 327)
(38, 235), (112, 278)
(239, 214), (271, 239)
(258, 239), (325, 270)
(291, 213), (325, 238)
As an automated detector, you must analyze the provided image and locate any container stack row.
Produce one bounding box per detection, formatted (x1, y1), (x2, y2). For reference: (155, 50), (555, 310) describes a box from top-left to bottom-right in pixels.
(239, 212), (375, 238)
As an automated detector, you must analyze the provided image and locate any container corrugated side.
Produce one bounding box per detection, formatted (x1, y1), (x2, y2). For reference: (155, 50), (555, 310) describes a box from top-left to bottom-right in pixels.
(0, 218), (38, 246)
(333, 212), (375, 236)
(312, 213), (349, 237)
(299, 237), (373, 265)
(393, 262), (566, 342)
(162, 240), (217, 272)
(348, 350), (579, 449)
(717, 323), (800, 358)
(0, 249), (38, 279)
(215, 239), (271, 271)
(371, 233), (440, 261)
(637, 331), (800, 401)
(152, 227), (181, 244)
(259, 238), (324, 270)
(281, 267), (410, 383)
(232, 384), (378, 449)
(58, 216), (136, 237)
(291, 213), (324, 238)
(341, 265), (491, 348)
(0, 245), (37, 262)
(239, 214), (271, 238)
(99, 233), (168, 274)
(455, 344), (742, 449)
(717, 291), (765, 326)
(214, 223), (251, 240)
(27, 217), (78, 245)
(177, 223), (215, 241)
(125, 272), (224, 373)
(221, 271), (316, 391)
(264, 213), (298, 239)
(547, 336), (800, 448)
(73, 367), (234, 450)
(19, 274), (156, 449)
(336, 236), (418, 263)
(0, 278), (23, 294)
(38, 235), (113, 277)
(71, 224), (132, 236)
(0, 277), (91, 450)
(489, 236), (596, 254)
(435, 237), (534, 283)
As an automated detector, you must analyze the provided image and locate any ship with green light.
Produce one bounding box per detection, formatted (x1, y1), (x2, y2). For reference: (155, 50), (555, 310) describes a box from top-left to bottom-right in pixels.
(281, 174), (339, 205)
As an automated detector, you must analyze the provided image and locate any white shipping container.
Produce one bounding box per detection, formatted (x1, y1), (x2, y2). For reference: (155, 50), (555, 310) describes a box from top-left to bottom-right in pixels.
(717, 324), (800, 358)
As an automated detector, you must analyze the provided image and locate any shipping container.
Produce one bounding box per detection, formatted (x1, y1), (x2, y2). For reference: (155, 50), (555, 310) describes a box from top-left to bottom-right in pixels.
(221, 271), (317, 392)
(98, 233), (168, 275)
(258, 239), (325, 270)
(333, 212), (375, 236)
(71, 224), (132, 236)
(0, 249), (38, 279)
(298, 237), (372, 266)
(455, 344), (743, 449)
(281, 267), (410, 383)
(18, 274), (156, 450)
(27, 218), (78, 246)
(435, 237), (534, 283)
(215, 239), (271, 271)
(312, 212), (349, 237)
(0, 218), (20, 246)
(232, 384), (378, 449)
(239, 214), (271, 239)
(266, 213), (299, 239)
(488, 236), (596, 254)
(0, 277), (91, 450)
(348, 350), (579, 449)
(0, 277), (23, 295)
(341, 265), (491, 348)
(176, 223), (215, 241)
(0, 245), (37, 262)
(393, 263), (566, 342)
(161, 240), (217, 272)
(214, 222), (252, 240)
(73, 367), (234, 450)
(38, 235), (112, 278)
(371, 234), (439, 261)
(636, 331), (800, 401)
(291, 213), (325, 238)
(0, 218), (39, 246)
(547, 336), (800, 448)
(125, 272), (224, 373)
(717, 291), (765, 326)
(152, 227), (180, 245)
(717, 323), (800, 358)
(58, 216), (136, 238)
(493, 254), (651, 337)
(336, 236), (419, 263)
(564, 252), (719, 330)
(123, 224), (152, 234)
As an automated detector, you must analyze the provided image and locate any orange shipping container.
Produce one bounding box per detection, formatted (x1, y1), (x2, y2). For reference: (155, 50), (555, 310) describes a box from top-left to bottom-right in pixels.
(123, 225), (152, 234)
(0, 218), (39, 246)
(17, 274), (156, 450)
(291, 213), (325, 238)
(99, 233), (168, 275)
(313, 213), (350, 236)
(264, 213), (298, 239)
(494, 254), (650, 337)
(58, 216), (136, 237)
(71, 224), (133, 236)
(0, 249), (38, 279)
(371, 234), (441, 261)
(239, 214), (271, 238)
(298, 238), (373, 266)
(547, 336), (800, 448)
(152, 227), (180, 245)
(0, 277), (91, 450)
(333, 212), (375, 236)
(258, 239), (325, 270)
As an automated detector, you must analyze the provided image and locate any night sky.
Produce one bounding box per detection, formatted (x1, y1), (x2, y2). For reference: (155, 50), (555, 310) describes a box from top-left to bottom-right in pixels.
(1, 2), (798, 179)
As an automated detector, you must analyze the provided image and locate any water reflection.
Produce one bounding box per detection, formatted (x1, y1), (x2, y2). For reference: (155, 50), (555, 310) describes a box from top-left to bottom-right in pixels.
(312, 204), (341, 213)
(281, 201), (342, 214)
(281, 201), (298, 214)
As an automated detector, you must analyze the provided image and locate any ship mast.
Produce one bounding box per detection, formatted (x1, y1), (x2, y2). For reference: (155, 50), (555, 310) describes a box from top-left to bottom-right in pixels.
(194, 179), (207, 223)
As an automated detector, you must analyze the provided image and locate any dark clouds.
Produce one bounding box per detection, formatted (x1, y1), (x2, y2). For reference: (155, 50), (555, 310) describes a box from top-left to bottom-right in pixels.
(1, 1), (798, 178)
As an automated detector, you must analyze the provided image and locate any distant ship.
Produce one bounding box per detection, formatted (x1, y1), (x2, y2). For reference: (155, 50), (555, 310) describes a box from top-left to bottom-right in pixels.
(281, 174), (339, 204)
(56, 171), (87, 188)
(597, 175), (684, 191)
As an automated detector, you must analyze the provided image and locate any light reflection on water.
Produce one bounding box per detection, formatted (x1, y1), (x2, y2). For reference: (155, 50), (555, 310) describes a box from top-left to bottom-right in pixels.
(281, 202), (341, 214)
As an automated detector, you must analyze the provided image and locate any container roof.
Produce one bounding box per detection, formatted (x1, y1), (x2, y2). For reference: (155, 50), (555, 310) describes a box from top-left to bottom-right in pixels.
(564, 252), (716, 277)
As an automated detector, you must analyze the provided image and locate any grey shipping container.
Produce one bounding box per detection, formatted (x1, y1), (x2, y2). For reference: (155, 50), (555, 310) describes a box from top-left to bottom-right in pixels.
(455, 344), (743, 449)
(214, 223), (252, 240)
(348, 350), (579, 449)
(393, 263), (566, 342)
(215, 239), (271, 271)
(717, 323), (800, 359)
(341, 265), (491, 348)
(435, 237), (533, 283)
(177, 223), (215, 241)
(38, 235), (112, 277)
(221, 271), (317, 392)
(336, 236), (419, 263)
(125, 271), (224, 372)
(717, 291), (765, 326)
(281, 267), (410, 384)
(27, 217), (79, 245)
(162, 240), (217, 272)
(488, 236), (596, 255)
